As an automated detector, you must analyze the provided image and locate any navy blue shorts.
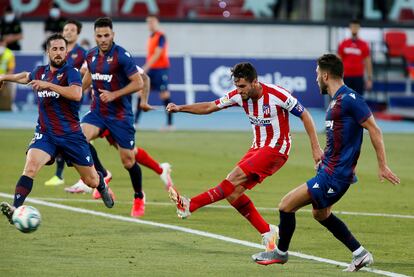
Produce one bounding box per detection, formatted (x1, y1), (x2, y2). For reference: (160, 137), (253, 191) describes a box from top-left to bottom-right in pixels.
(28, 130), (93, 167)
(306, 171), (350, 209)
(148, 68), (169, 92)
(81, 111), (135, 150)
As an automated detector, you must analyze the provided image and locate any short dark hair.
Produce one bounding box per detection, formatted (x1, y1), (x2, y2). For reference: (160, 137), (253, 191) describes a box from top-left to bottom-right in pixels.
(317, 54), (343, 79)
(94, 17), (113, 30)
(231, 62), (258, 83)
(46, 33), (67, 49)
(147, 14), (159, 20)
(349, 19), (360, 25)
(64, 19), (82, 34)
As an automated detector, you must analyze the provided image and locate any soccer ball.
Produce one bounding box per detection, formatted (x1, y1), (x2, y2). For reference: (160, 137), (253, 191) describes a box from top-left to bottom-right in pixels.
(12, 205), (41, 233)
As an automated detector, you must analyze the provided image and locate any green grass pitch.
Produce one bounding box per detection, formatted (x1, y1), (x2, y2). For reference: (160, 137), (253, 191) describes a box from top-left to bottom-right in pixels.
(0, 129), (413, 276)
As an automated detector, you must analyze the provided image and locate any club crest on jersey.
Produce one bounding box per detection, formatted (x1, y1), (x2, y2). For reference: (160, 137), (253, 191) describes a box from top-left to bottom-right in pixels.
(262, 104), (271, 116)
(71, 53), (78, 59)
(107, 56), (113, 63)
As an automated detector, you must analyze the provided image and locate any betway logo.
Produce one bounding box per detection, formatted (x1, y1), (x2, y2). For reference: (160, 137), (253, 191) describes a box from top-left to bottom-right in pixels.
(37, 90), (60, 98)
(91, 73), (113, 83)
(248, 115), (271, 126)
(325, 120), (334, 129)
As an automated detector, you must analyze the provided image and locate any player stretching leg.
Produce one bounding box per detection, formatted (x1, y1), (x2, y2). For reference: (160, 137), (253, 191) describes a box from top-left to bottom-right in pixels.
(167, 62), (323, 252)
(252, 54), (400, 272)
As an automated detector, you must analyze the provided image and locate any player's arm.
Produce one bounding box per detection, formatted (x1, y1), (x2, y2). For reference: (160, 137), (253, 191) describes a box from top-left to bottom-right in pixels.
(291, 104), (323, 164)
(166, 101), (220, 114)
(138, 72), (153, 111)
(0, 71), (30, 87)
(142, 46), (162, 73)
(99, 72), (143, 103)
(361, 116), (400, 185)
(82, 70), (92, 92)
(364, 56), (373, 91)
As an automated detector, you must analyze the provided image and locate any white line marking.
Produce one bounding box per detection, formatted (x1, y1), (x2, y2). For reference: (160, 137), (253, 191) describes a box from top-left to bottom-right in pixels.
(33, 197), (414, 219)
(0, 193), (409, 277)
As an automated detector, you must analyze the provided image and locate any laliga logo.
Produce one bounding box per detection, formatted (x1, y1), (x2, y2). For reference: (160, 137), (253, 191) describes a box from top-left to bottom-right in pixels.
(209, 66), (307, 97)
(209, 66), (234, 97)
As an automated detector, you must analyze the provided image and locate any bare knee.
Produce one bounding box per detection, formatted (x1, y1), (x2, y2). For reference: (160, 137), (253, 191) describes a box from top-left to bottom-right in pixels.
(23, 162), (40, 178)
(312, 209), (331, 221)
(82, 172), (99, 188)
(226, 185), (244, 203)
(121, 156), (135, 169)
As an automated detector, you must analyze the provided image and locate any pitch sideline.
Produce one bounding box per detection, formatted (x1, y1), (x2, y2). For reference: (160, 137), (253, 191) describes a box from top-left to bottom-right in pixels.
(0, 192), (409, 277)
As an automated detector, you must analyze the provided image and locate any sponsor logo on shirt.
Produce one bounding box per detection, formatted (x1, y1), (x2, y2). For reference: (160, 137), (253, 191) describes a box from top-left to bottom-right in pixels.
(37, 90), (60, 98)
(325, 120), (334, 130)
(248, 115), (271, 126)
(91, 73), (113, 83)
(343, 47), (362, 55)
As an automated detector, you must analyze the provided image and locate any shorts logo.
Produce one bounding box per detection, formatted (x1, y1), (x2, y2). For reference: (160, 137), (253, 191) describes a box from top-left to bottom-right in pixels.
(86, 156), (90, 162)
(312, 182), (319, 189)
(327, 188), (335, 194)
(262, 104), (271, 116)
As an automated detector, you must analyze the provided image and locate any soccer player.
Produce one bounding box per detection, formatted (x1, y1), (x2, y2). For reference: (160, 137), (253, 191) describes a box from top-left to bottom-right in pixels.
(141, 14), (173, 130)
(79, 17), (151, 217)
(252, 54), (400, 271)
(44, 19), (88, 187)
(166, 62), (323, 251)
(0, 34), (114, 224)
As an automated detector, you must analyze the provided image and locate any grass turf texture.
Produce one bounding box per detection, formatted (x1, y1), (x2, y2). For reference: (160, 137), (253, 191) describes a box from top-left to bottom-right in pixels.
(0, 129), (413, 276)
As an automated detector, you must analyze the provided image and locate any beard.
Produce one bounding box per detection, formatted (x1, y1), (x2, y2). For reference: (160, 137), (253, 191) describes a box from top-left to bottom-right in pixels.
(50, 57), (65, 68)
(318, 81), (328, 95)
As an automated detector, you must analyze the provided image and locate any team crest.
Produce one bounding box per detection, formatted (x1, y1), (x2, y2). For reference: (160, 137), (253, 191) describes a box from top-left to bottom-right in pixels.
(262, 104), (271, 116)
(57, 73), (64, 80)
(107, 56), (113, 63)
(71, 53), (78, 59)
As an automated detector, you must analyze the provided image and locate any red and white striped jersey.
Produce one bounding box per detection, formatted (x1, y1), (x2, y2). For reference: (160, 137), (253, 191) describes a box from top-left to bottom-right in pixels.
(214, 82), (298, 155)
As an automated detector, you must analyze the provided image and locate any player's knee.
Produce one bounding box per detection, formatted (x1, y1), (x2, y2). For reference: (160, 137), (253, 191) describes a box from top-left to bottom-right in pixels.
(278, 196), (294, 213)
(312, 209), (329, 221)
(23, 162), (40, 178)
(82, 173), (99, 188)
(226, 187), (243, 203)
(121, 157), (135, 169)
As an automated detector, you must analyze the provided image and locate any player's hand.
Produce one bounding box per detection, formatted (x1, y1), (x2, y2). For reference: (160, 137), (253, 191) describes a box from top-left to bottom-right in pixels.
(98, 89), (116, 103)
(29, 80), (49, 90)
(312, 147), (324, 166)
(379, 166), (400, 185)
(166, 103), (180, 113)
(139, 102), (154, 112)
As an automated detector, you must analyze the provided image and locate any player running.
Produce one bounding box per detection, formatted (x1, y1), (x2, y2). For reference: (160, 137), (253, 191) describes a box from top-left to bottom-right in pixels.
(0, 34), (114, 224)
(252, 54), (400, 272)
(166, 62), (323, 251)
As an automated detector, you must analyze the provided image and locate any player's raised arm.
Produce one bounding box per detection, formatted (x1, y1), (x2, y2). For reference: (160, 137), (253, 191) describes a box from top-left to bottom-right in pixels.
(166, 101), (220, 115)
(0, 71), (30, 87)
(360, 115), (400, 185)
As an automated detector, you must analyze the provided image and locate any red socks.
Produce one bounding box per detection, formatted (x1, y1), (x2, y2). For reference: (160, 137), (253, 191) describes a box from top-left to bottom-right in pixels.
(189, 179), (234, 212)
(135, 147), (163, 175)
(230, 194), (270, 234)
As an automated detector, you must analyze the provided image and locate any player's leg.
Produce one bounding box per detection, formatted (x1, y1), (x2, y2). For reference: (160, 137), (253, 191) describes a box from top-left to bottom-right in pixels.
(44, 154), (65, 186)
(134, 147), (173, 189)
(158, 69), (173, 129)
(119, 146), (145, 217)
(252, 183), (312, 265)
(73, 164), (114, 208)
(313, 207), (372, 271)
(160, 89), (173, 128)
(1, 148), (51, 224)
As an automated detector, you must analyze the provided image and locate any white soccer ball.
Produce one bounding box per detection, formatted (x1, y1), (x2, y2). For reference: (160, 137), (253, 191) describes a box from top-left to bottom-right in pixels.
(12, 205), (41, 233)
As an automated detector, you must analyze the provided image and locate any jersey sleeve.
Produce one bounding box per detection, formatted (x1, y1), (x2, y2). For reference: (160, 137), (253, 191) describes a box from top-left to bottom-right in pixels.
(214, 90), (239, 109)
(119, 50), (138, 77)
(345, 93), (372, 124)
(66, 67), (82, 87)
(28, 66), (41, 81)
(274, 86), (298, 111)
(158, 34), (166, 48)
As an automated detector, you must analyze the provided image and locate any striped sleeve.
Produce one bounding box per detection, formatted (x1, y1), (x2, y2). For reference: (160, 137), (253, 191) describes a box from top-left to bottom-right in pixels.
(214, 90), (239, 109)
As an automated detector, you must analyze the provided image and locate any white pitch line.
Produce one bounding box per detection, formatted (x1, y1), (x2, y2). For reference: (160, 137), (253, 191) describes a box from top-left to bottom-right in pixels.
(33, 197), (414, 220)
(0, 193), (409, 277)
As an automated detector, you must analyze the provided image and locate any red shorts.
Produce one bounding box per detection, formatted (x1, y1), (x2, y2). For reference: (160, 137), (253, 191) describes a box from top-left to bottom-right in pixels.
(237, 146), (288, 190)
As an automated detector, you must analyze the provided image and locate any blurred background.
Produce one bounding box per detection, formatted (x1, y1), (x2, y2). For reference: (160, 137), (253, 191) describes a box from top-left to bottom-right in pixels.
(0, 0), (413, 124)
